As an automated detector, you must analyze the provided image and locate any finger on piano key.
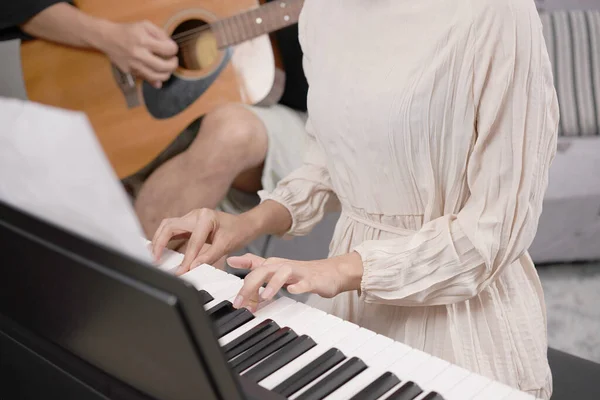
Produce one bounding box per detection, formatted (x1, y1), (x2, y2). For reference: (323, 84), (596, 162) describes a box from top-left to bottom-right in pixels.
(286, 329), (381, 399)
(155, 251), (184, 273)
(324, 342), (412, 400)
(144, 239), (184, 272)
(261, 321), (360, 391)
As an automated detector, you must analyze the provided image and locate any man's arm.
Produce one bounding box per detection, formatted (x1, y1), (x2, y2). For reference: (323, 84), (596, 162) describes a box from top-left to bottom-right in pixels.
(18, 1), (105, 49)
(8, 1), (178, 87)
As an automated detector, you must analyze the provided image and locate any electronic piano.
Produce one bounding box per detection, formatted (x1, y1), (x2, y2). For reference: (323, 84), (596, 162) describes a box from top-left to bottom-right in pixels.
(0, 199), (541, 400)
(157, 247), (541, 400)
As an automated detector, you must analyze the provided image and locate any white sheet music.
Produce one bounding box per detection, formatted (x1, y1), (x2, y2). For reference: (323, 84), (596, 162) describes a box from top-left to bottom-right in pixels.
(0, 96), (152, 263)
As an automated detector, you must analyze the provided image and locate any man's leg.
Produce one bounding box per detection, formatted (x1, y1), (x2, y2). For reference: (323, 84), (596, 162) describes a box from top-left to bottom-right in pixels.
(134, 103), (269, 238)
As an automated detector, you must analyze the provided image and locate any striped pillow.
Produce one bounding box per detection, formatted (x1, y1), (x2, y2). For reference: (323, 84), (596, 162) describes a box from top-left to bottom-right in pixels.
(539, 10), (600, 137)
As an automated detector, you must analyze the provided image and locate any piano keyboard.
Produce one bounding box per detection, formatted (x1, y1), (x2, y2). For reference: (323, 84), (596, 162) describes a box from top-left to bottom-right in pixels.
(150, 243), (541, 400)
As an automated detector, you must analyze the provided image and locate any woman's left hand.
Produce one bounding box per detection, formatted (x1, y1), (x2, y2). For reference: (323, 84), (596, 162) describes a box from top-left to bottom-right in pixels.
(227, 252), (364, 311)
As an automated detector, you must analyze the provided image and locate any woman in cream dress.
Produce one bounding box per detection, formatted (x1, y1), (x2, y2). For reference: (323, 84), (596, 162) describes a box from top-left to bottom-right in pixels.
(152, 0), (559, 397)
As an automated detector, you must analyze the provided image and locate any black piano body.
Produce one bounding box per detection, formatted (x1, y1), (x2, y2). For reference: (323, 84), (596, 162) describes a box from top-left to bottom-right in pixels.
(0, 199), (280, 400)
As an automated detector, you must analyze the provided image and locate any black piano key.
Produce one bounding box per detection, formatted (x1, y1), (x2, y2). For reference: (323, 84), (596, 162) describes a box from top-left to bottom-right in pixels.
(386, 381), (423, 400)
(215, 307), (250, 329)
(230, 328), (297, 372)
(273, 348), (346, 398)
(420, 392), (445, 400)
(198, 290), (214, 305)
(216, 308), (255, 338)
(243, 335), (317, 383)
(349, 371), (401, 400)
(225, 320), (280, 360)
(206, 300), (234, 320)
(232, 328), (298, 373)
(295, 357), (368, 400)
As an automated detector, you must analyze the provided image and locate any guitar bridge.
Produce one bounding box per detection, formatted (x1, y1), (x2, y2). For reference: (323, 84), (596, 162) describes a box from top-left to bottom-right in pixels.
(111, 65), (140, 109)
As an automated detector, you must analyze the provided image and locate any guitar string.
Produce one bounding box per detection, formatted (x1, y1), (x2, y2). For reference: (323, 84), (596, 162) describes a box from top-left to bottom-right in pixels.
(169, 2), (301, 45)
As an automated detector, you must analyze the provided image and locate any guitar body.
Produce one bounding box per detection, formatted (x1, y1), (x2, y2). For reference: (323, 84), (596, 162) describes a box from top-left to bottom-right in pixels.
(20, 0), (277, 179)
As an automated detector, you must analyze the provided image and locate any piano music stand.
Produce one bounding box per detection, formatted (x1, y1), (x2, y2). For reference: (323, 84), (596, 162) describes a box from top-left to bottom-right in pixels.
(0, 199), (274, 400)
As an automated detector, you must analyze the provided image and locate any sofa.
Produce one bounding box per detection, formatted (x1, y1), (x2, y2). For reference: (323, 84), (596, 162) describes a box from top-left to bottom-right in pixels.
(528, 9), (600, 264)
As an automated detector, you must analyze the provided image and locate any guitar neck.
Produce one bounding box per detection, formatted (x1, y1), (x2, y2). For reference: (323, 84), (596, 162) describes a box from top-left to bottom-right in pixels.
(211, 0), (304, 49)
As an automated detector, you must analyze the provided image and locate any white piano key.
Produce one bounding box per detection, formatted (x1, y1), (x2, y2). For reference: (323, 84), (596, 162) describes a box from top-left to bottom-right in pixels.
(470, 380), (515, 400)
(181, 265), (228, 289)
(258, 320), (358, 390)
(372, 350), (438, 400)
(388, 348), (432, 379)
(180, 264), (215, 282)
(420, 364), (472, 397)
(409, 356), (451, 386)
(270, 302), (313, 328)
(155, 251), (184, 272)
(352, 334), (398, 364)
(444, 373), (492, 400)
(324, 341), (412, 400)
(285, 308), (329, 335)
(204, 280), (245, 309)
(499, 389), (538, 400)
(219, 296), (296, 346)
(304, 313), (344, 339)
(143, 239), (184, 273)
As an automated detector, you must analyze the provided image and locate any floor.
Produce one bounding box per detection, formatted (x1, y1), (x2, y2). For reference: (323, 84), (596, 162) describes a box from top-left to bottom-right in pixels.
(537, 261), (600, 363)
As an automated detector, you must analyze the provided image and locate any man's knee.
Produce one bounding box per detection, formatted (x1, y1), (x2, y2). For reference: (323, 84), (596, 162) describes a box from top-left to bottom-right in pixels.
(193, 104), (268, 159)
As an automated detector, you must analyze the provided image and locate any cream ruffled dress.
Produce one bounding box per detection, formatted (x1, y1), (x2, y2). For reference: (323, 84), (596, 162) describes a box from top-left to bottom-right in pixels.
(258, 0), (559, 398)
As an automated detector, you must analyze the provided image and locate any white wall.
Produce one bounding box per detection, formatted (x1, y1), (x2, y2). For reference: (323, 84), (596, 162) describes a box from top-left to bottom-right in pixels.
(536, 0), (599, 10)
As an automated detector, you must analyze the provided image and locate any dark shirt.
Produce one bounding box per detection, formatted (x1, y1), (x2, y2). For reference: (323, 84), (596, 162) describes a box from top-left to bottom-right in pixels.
(271, 24), (308, 112)
(266, 0), (308, 112)
(0, 0), (67, 41)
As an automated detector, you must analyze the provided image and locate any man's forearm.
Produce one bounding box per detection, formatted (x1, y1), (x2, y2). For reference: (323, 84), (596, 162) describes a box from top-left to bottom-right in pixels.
(19, 2), (114, 52)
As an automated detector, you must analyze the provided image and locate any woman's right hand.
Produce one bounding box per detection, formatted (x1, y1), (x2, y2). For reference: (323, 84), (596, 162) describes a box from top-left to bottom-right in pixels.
(151, 208), (258, 275)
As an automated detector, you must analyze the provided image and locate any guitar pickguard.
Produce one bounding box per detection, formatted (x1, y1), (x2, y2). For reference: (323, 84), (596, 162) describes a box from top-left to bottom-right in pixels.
(142, 47), (233, 120)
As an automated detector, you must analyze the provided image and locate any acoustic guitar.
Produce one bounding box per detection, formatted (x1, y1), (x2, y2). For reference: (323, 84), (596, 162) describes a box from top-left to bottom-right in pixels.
(20, 0), (304, 179)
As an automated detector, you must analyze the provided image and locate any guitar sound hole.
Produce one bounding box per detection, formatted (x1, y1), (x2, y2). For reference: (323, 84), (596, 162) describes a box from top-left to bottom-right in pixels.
(172, 19), (218, 71)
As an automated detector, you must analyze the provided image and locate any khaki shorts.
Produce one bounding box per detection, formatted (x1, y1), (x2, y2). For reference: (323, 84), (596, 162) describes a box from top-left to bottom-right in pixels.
(218, 103), (308, 216)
